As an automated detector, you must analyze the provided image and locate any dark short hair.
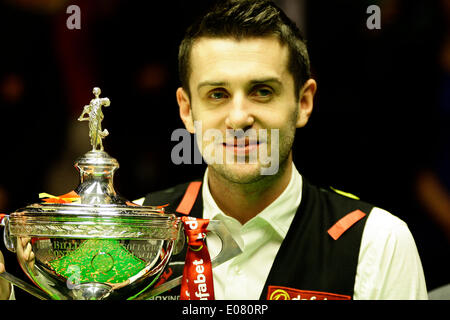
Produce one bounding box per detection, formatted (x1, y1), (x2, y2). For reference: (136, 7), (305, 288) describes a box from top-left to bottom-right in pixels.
(178, 0), (311, 100)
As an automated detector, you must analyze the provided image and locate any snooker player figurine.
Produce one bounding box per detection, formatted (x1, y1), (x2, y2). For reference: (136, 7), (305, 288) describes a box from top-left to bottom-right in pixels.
(78, 87), (110, 151)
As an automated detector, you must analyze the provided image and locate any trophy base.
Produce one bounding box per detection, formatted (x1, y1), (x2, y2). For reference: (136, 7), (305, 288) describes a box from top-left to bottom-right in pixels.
(72, 282), (113, 300)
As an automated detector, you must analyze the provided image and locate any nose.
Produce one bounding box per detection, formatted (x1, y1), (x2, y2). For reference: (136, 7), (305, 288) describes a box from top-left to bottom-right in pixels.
(225, 94), (254, 130)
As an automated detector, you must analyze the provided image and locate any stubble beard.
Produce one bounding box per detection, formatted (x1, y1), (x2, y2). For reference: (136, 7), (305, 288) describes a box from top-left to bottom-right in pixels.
(206, 124), (296, 189)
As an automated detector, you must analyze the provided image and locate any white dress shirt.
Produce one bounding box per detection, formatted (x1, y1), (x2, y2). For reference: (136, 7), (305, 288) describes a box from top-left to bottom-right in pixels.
(203, 164), (428, 300)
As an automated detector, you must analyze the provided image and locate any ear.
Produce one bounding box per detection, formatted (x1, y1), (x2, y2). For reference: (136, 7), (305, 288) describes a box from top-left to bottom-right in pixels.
(176, 87), (195, 133)
(296, 79), (317, 128)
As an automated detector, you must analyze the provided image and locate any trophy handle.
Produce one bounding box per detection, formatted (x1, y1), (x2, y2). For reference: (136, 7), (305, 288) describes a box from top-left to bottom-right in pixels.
(1, 215), (51, 300)
(134, 219), (242, 299)
(0, 271), (50, 300)
(207, 220), (243, 268)
(1, 215), (16, 253)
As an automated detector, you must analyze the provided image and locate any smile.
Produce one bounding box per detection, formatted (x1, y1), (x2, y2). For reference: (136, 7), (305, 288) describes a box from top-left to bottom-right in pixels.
(222, 138), (261, 155)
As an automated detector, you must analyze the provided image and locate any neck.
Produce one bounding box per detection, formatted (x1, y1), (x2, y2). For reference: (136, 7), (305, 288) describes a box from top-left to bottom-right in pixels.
(207, 155), (293, 224)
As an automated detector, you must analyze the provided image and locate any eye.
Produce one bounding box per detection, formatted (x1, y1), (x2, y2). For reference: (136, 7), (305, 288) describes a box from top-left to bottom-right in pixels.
(256, 88), (272, 96)
(207, 89), (229, 101)
(250, 85), (274, 101)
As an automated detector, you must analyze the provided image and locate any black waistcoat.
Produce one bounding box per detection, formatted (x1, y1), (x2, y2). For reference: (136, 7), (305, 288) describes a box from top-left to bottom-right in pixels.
(143, 178), (373, 300)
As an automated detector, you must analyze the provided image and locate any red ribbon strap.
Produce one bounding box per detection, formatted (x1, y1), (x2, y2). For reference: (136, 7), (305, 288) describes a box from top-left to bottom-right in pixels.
(176, 181), (202, 215)
(180, 216), (215, 300)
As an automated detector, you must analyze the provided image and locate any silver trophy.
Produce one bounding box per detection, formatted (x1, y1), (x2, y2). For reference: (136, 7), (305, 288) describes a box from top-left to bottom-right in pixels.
(0, 88), (241, 300)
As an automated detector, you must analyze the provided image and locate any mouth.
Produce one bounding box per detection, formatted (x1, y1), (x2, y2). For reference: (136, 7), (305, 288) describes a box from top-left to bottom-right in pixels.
(222, 138), (261, 155)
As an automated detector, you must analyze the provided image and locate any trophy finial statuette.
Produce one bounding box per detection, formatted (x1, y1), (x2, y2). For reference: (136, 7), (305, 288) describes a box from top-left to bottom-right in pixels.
(78, 87), (110, 151)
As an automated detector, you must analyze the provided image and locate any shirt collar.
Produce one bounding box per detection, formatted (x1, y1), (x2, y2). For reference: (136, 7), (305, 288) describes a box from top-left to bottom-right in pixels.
(202, 163), (302, 239)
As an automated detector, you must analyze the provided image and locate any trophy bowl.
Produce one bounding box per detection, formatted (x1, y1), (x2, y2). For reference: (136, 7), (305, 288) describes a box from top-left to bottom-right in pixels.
(2, 202), (181, 300)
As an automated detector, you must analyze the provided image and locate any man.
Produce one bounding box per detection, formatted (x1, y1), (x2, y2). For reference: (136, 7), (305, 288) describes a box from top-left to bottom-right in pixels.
(144, 0), (427, 300)
(0, 0), (427, 300)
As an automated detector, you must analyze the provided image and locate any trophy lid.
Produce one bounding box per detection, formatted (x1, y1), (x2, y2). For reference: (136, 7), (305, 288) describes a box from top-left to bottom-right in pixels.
(74, 87), (122, 205)
(7, 87), (180, 241)
(74, 149), (122, 205)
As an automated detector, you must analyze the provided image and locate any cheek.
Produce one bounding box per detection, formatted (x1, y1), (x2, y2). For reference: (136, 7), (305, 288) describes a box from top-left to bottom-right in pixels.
(191, 107), (228, 132)
(266, 110), (298, 149)
(258, 105), (298, 131)
(190, 109), (224, 148)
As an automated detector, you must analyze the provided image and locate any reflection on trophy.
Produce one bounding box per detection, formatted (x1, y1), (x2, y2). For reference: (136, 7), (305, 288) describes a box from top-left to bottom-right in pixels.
(0, 88), (241, 300)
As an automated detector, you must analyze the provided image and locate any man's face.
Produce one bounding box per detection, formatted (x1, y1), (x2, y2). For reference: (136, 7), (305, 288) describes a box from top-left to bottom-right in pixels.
(178, 37), (310, 184)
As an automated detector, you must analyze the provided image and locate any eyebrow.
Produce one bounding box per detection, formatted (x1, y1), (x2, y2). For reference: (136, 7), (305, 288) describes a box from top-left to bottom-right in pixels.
(249, 77), (283, 87)
(197, 77), (282, 91)
(197, 81), (230, 91)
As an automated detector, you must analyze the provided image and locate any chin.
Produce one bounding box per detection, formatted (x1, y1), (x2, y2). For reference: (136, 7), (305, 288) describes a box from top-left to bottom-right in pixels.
(210, 162), (266, 185)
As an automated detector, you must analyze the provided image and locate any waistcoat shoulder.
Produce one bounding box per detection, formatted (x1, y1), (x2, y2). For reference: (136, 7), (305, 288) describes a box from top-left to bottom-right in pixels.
(261, 178), (374, 300)
(143, 180), (203, 218)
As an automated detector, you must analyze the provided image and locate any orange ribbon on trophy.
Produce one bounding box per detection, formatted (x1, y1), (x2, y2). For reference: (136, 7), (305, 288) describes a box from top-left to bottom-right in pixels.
(39, 191), (81, 204)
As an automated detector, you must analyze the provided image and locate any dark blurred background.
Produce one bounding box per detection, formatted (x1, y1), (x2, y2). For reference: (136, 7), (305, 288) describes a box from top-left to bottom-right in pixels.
(0, 0), (448, 299)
